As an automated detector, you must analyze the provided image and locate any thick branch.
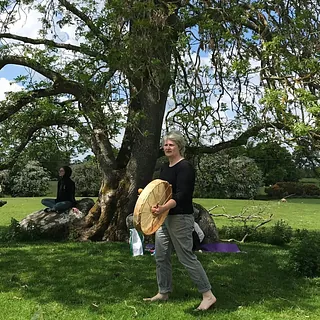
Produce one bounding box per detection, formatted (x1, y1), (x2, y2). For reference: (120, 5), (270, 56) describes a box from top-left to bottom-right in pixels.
(0, 33), (98, 57)
(58, 0), (110, 47)
(0, 87), (70, 122)
(91, 129), (117, 175)
(0, 55), (86, 107)
(186, 123), (285, 156)
(0, 55), (63, 81)
(0, 117), (78, 170)
(116, 90), (142, 169)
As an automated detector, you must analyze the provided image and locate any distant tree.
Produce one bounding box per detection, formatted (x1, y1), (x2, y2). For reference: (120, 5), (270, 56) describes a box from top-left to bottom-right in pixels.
(195, 153), (263, 199)
(246, 142), (298, 185)
(292, 146), (320, 179)
(72, 160), (102, 197)
(16, 132), (86, 179)
(0, 170), (9, 196)
(10, 161), (50, 197)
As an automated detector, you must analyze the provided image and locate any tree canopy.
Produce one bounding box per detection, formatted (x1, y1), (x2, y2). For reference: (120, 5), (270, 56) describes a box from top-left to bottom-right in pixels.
(246, 142), (299, 185)
(1, 1), (320, 157)
(1, 0), (320, 240)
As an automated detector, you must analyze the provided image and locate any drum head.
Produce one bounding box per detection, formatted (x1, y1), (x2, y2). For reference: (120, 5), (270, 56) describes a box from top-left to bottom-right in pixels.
(133, 179), (172, 235)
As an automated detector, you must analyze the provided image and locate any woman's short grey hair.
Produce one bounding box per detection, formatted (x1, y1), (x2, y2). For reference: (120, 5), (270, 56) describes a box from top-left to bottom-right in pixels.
(162, 131), (186, 156)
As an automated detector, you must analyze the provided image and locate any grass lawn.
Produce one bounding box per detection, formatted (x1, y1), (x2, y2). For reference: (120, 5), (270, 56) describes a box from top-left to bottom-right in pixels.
(0, 197), (319, 319)
(0, 198), (45, 227)
(195, 198), (320, 231)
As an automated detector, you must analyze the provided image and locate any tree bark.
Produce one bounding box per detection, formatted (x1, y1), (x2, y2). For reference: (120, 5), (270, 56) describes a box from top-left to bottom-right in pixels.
(78, 83), (171, 241)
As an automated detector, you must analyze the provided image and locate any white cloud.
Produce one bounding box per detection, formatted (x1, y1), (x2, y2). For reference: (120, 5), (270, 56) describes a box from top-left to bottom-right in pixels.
(9, 10), (43, 39)
(0, 78), (22, 101)
(1, 4), (82, 49)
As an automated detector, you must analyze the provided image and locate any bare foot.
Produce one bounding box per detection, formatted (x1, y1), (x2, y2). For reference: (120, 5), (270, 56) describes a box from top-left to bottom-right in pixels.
(143, 293), (169, 302)
(196, 292), (217, 311)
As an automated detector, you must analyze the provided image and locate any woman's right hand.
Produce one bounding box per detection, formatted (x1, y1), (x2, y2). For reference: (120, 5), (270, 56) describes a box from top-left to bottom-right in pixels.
(151, 204), (165, 215)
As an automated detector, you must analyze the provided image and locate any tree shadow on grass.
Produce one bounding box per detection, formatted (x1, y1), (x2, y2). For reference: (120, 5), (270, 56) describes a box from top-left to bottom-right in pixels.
(0, 225), (10, 240)
(183, 243), (319, 317)
(166, 242), (318, 317)
(0, 240), (318, 318)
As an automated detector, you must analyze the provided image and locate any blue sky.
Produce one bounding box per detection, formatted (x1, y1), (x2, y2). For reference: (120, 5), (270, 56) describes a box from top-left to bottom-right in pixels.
(0, 7), (74, 99)
(0, 66), (26, 100)
(0, 65), (27, 80)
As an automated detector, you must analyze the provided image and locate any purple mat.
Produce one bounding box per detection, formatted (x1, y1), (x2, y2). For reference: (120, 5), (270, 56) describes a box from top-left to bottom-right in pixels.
(200, 242), (241, 253)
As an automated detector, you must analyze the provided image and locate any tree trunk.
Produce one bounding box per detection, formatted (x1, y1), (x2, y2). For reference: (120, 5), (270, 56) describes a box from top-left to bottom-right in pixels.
(77, 83), (171, 241)
(75, 3), (176, 242)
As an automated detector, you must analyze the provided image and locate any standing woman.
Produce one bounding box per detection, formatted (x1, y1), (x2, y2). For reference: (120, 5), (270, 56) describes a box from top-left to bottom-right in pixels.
(41, 166), (76, 213)
(144, 131), (216, 311)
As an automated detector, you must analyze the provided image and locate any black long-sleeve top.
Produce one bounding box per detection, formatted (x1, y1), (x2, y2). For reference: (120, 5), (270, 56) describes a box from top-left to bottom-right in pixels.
(159, 159), (195, 215)
(56, 177), (76, 205)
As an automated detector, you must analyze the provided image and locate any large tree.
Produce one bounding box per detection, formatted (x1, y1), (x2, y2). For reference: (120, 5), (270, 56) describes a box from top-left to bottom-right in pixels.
(246, 142), (299, 185)
(1, 0), (320, 241)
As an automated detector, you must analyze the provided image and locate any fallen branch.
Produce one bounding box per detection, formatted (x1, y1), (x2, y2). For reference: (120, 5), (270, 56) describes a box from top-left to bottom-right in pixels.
(209, 203), (274, 243)
(240, 215), (273, 243)
(208, 205), (219, 212)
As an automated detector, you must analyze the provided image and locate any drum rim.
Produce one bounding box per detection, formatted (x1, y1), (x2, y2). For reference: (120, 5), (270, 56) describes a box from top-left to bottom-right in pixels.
(133, 179), (172, 235)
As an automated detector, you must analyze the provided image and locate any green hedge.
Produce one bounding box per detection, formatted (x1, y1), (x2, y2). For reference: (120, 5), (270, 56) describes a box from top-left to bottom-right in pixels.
(265, 181), (320, 198)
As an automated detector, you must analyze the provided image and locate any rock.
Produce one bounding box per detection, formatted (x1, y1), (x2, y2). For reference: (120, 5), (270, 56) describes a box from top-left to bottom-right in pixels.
(126, 213), (134, 230)
(0, 200), (7, 207)
(19, 198), (95, 240)
(76, 198), (95, 213)
(193, 202), (219, 243)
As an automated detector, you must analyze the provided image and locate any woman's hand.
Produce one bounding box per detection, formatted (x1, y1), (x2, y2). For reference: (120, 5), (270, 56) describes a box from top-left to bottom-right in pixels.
(151, 204), (166, 215)
(151, 199), (177, 216)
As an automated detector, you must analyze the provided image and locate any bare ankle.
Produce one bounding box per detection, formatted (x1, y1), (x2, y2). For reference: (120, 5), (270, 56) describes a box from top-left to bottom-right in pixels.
(157, 293), (169, 300)
(197, 291), (217, 311)
(202, 290), (214, 298)
(143, 293), (169, 302)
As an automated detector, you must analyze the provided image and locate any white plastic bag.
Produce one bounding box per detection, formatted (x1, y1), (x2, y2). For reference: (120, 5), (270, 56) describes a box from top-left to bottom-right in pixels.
(129, 228), (144, 256)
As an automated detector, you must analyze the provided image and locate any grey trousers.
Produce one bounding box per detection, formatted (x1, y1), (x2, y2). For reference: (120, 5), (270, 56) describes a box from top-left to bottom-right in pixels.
(155, 214), (212, 294)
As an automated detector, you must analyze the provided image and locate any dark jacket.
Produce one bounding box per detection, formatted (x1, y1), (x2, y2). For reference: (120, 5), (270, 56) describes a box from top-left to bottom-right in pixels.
(56, 166), (76, 204)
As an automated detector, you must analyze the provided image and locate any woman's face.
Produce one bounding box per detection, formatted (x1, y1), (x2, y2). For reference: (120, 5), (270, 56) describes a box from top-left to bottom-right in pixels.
(59, 168), (65, 177)
(163, 139), (181, 158)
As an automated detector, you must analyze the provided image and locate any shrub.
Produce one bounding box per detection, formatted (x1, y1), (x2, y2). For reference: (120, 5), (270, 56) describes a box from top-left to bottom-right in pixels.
(219, 225), (255, 241)
(1, 218), (43, 242)
(264, 183), (284, 198)
(72, 160), (102, 197)
(195, 153), (263, 199)
(10, 161), (50, 197)
(218, 220), (292, 246)
(266, 220), (293, 245)
(1, 218), (69, 242)
(302, 183), (320, 196)
(288, 230), (320, 277)
(265, 182), (320, 198)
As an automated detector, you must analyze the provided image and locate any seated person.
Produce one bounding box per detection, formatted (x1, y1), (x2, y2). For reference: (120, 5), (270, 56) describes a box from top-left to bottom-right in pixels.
(41, 166), (76, 213)
(192, 221), (205, 251)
